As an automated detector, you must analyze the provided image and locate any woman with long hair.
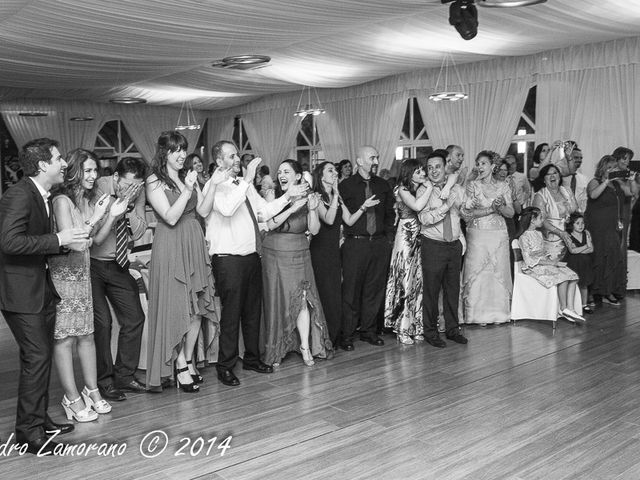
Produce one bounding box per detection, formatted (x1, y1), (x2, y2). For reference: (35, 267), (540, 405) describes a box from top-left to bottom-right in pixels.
(460, 151), (514, 326)
(145, 131), (219, 392)
(310, 161), (379, 346)
(50, 148), (127, 421)
(262, 159), (333, 367)
(529, 142), (549, 181)
(383, 159), (434, 344)
(337, 159), (353, 183)
(585, 155), (626, 306)
(184, 153), (209, 190)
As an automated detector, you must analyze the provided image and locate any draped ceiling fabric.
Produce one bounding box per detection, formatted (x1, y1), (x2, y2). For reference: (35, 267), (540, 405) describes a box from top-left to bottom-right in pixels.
(1, 1), (640, 110)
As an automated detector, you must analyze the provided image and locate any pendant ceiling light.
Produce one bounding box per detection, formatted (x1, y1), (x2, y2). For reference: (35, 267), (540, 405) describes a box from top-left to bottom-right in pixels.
(175, 101), (200, 131)
(429, 54), (468, 102)
(211, 54), (271, 71)
(293, 86), (325, 118)
(109, 97), (147, 104)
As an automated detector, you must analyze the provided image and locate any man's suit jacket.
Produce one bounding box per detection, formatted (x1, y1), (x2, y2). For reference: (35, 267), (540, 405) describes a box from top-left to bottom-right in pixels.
(0, 177), (61, 313)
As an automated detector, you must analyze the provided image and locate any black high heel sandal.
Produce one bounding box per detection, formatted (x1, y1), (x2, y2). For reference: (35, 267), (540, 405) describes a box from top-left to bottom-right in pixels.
(174, 362), (200, 393)
(186, 360), (204, 384)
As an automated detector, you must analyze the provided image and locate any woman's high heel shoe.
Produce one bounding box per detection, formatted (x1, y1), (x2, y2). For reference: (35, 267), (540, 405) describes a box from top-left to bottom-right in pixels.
(61, 395), (98, 422)
(81, 386), (112, 414)
(186, 360), (204, 384)
(397, 333), (414, 345)
(174, 363), (200, 393)
(300, 347), (315, 367)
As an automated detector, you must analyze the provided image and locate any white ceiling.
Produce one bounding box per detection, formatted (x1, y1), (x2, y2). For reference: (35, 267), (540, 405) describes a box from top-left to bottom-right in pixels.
(0, 0), (638, 111)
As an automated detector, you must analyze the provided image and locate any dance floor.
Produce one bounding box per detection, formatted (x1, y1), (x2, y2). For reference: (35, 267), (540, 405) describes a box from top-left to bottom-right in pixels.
(1, 294), (640, 480)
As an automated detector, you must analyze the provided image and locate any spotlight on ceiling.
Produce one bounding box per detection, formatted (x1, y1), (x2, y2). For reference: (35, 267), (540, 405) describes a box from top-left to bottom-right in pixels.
(443, 0), (478, 41)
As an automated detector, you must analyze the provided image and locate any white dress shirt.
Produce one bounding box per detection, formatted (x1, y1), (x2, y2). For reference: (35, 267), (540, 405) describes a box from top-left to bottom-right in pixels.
(204, 177), (289, 256)
(562, 171), (588, 213)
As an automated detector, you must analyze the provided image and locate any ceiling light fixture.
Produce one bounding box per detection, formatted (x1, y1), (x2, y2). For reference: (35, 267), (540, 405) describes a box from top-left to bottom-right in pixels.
(69, 116), (94, 122)
(443, 0), (478, 40)
(293, 86), (325, 118)
(175, 101), (201, 131)
(109, 97), (147, 104)
(429, 53), (468, 102)
(18, 111), (49, 117)
(476, 0), (547, 7)
(211, 54), (271, 70)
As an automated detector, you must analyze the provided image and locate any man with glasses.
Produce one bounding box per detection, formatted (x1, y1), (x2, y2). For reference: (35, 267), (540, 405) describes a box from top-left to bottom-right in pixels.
(202, 140), (308, 386)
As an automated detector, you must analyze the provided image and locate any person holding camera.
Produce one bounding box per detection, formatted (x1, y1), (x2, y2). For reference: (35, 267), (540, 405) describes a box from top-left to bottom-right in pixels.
(261, 159), (332, 367)
(585, 155), (626, 306)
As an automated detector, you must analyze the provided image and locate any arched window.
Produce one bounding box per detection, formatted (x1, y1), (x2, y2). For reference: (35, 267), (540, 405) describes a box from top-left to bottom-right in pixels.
(232, 116), (253, 155)
(396, 98), (433, 161)
(295, 114), (323, 172)
(506, 86), (536, 173)
(94, 120), (141, 174)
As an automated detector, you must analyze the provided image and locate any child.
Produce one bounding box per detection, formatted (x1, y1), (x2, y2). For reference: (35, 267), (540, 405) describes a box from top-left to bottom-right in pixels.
(515, 207), (584, 322)
(565, 213), (594, 313)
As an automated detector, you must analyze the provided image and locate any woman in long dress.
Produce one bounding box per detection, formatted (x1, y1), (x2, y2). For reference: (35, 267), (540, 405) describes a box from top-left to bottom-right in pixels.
(262, 159), (332, 367)
(50, 149), (124, 421)
(585, 155), (626, 306)
(310, 161), (378, 346)
(383, 159), (434, 344)
(145, 131), (219, 392)
(461, 151), (514, 325)
(516, 207), (583, 322)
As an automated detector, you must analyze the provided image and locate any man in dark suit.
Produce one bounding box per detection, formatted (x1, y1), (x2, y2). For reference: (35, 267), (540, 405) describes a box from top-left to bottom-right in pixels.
(0, 138), (88, 454)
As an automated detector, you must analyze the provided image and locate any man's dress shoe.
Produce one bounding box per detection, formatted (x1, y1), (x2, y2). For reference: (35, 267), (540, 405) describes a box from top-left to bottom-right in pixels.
(98, 384), (126, 401)
(242, 362), (273, 374)
(217, 369), (240, 387)
(45, 416), (74, 435)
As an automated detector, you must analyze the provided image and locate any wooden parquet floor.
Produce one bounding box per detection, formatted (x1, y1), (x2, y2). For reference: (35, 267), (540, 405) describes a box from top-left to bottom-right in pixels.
(1, 293), (639, 480)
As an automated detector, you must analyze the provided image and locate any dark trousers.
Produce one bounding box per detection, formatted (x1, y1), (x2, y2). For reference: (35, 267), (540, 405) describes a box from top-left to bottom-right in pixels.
(212, 254), (262, 370)
(90, 259), (144, 388)
(341, 237), (390, 340)
(421, 236), (462, 339)
(3, 282), (56, 443)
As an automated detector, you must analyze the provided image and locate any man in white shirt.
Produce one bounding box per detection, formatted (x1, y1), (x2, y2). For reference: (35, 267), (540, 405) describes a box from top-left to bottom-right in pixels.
(562, 148), (588, 213)
(418, 150), (468, 348)
(201, 141), (307, 386)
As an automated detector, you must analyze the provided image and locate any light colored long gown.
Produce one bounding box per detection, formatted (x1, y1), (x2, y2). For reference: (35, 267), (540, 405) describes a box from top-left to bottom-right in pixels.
(461, 180), (513, 325)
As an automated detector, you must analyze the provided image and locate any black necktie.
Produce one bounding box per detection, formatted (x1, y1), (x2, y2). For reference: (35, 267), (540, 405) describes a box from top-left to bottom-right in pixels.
(244, 197), (262, 255)
(115, 217), (130, 269)
(363, 179), (376, 235)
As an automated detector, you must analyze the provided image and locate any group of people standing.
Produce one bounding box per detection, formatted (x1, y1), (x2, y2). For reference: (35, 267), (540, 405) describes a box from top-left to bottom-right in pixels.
(0, 131), (636, 456)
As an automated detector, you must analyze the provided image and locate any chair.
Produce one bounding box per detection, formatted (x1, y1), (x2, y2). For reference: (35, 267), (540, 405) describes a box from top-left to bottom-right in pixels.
(510, 239), (581, 329)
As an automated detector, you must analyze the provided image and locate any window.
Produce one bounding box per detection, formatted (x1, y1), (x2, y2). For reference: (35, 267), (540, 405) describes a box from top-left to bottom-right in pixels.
(295, 114), (323, 172)
(396, 98), (433, 162)
(232, 117), (252, 155)
(506, 86), (536, 174)
(94, 120), (141, 174)
(0, 115), (20, 193)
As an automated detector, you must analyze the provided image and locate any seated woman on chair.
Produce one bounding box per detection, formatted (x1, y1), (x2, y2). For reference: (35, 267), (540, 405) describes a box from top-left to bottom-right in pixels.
(515, 207), (584, 323)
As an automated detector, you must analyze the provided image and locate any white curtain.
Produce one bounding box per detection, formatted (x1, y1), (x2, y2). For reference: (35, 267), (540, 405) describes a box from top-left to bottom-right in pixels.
(241, 107), (303, 172)
(323, 92), (407, 169)
(315, 112), (348, 163)
(416, 77), (531, 165)
(537, 64), (640, 176)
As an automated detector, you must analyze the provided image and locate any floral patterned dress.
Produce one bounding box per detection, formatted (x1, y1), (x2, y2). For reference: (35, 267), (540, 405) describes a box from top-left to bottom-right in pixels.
(49, 195), (93, 339)
(518, 229), (578, 288)
(383, 189), (423, 337)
